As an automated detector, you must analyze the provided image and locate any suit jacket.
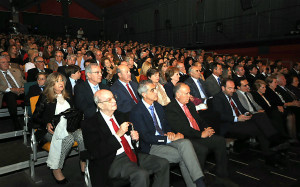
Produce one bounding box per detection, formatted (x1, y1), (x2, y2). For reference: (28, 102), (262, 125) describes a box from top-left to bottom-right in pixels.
(27, 68), (53, 82)
(251, 91), (274, 112)
(212, 91), (248, 132)
(204, 74), (221, 97)
(287, 85), (300, 99)
(60, 49), (68, 59)
(48, 58), (66, 71)
(129, 101), (172, 153)
(185, 77), (208, 100)
(264, 87), (284, 107)
(0, 68), (26, 107)
(110, 80), (140, 114)
(275, 86), (296, 103)
(32, 93), (73, 141)
(65, 78), (83, 100)
(164, 81), (175, 100)
(236, 90), (262, 112)
(165, 99), (207, 139)
(246, 74), (257, 88)
(25, 84), (43, 105)
(74, 81), (109, 119)
(57, 65), (67, 77)
(179, 73), (189, 83)
(81, 111), (124, 187)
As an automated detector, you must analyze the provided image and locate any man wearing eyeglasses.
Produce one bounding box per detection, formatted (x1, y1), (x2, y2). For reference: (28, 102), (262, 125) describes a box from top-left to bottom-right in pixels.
(27, 56), (53, 82)
(74, 63), (109, 119)
(48, 51), (66, 71)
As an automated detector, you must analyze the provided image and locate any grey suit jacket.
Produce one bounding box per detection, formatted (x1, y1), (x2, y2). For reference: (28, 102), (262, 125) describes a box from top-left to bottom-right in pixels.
(48, 58), (66, 71)
(236, 90), (262, 112)
(204, 74), (221, 97)
(0, 68), (26, 107)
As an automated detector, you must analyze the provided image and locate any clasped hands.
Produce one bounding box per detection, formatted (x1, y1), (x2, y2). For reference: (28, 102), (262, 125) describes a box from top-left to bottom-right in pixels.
(117, 122), (139, 141)
(201, 127), (215, 138)
(10, 88), (24, 95)
(165, 132), (184, 141)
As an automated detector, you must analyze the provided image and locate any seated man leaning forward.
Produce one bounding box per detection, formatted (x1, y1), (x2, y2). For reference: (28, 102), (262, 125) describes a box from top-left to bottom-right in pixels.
(130, 80), (206, 187)
(81, 89), (169, 187)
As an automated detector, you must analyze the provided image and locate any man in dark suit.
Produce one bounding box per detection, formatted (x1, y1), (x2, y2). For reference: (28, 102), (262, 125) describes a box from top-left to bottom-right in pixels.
(57, 54), (77, 77)
(74, 63), (109, 119)
(212, 78), (284, 167)
(130, 80), (205, 187)
(246, 64), (258, 89)
(81, 89), (169, 187)
(0, 56), (26, 130)
(204, 63), (223, 97)
(65, 65), (83, 99)
(177, 62), (189, 82)
(111, 65), (140, 120)
(25, 72), (47, 105)
(289, 62), (300, 81)
(60, 41), (68, 60)
(232, 65), (246, 86)
(27, 56), (53, 82)
(48, 51), (66, 71)
(165, 83), (236, 186)
(114, 47), (125, 65)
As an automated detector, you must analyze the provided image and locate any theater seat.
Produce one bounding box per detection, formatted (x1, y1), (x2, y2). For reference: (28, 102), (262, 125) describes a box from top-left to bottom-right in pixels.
(42, 141), (78, 152)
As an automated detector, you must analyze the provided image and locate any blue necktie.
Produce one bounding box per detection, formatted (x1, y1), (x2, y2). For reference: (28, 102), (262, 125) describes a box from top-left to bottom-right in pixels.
(197, 79), (207, 99)
(217, 77), (221, 86)
(149, 105), (164, 136)
(94, 85), (99, 92)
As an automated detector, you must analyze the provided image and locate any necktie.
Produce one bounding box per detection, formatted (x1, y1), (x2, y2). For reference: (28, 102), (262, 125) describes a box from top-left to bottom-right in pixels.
(110, 118), (137, 163)
(228, 97), (240, 117)
(126, 83), (138, 103)
(182, 105), (200, 131)
(93, 85), (99, 92)
(217, 77), (221, 86)
(197, 79), (207, 99)
(3, 72), (17, 88)
(244, 92), (257, 112)
(40, 86), (44, 91)
(149, 105), (164, 135)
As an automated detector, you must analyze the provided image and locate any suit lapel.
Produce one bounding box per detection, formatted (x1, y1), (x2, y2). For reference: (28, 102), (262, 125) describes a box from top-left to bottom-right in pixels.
(96, 112), (113, 137)
(84, 81), (95, 103)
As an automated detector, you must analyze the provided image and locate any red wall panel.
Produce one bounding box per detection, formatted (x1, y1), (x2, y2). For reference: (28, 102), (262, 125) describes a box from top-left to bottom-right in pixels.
(69, 1), (99, 20)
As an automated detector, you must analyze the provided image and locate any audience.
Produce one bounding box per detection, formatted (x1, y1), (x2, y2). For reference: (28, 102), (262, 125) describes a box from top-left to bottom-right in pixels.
(27, 56), (53, 82)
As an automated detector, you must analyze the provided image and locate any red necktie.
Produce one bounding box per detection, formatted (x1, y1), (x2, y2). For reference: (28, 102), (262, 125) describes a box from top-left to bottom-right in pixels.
(229, 97), (240, 117)
(182, 105), (200, 131)
(126, 83), (138, 104)
(110, 118), (137, 163)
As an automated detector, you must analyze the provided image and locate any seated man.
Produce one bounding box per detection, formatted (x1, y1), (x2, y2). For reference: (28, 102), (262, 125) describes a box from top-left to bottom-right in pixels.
(204, 63), (223, 97)
(27, 56), (52, 82)
(74, 63), (109, 119)
(165, 83), (236, 186)
(212, 78), (283, 167)
(64, 65), (83, 98)
(48, 51), (66, 71)
(81, 89), (169, 187)
(0, 55), (26, 130)
(130, 80), (205, 187)
(25, 72), (47, 105)
(57, 54), (77, 77)
(111, 65), (140, 120)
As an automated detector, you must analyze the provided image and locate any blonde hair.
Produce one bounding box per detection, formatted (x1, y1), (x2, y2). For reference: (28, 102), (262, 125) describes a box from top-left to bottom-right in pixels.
(140, 61), (152, 76)
(43, 72), (69, 103)
(28, 49), (39, 62)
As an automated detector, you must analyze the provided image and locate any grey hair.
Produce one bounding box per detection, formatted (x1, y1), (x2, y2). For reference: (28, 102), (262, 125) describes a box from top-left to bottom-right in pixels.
(137, 80), (153, 97)
(188, 66), (194, 74)
(67, 54), (77, 61)
(173, 82), (186, 96)
(85, 63), (99, 79)
(55, 50), (63, 56)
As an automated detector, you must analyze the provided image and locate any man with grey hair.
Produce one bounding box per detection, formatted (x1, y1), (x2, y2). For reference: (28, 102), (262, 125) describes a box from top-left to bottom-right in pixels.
(0, 55), (26, 130)
(177, 62), (189, 82)
(130, 80), (205, 187)
(57, 54), (77, 76)
(74, 63), (109, 119)
(81, 89), (169, 187)
(48, 50), (66, 71)
(111, 64), (140, 120)
(125, 55), (139, 76)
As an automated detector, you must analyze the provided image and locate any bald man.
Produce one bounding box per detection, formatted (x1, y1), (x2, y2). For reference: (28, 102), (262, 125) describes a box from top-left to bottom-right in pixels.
(81, 89), (169, 187)
(111, 65), (140, 120)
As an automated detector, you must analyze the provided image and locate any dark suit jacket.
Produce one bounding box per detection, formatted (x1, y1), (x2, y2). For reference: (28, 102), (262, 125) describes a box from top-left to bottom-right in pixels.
(27, 68), (53, 82)
(165, 99), (207, 139)
(25, 84), (43, 105)
(74, 81), (109, 119)
(164, 81), (175, 100)
(185, 77), (208, 100)
(110, 80), (140, 114)
(204, 74), (221, 97)
(275, 86), (295, 103)
(251, 91), (273, 112)
(179, 73), (189, 83)
(264, 87), (284, 107)
(129, 101), (172, 153)
(246, 74), (257, 88)
(65, 78), (83, 100)
(287, 85), (300, 98)
(212, 92), (248, 133)
(32, 93), (73, 141)
(81, 111), (124, 187)
(57, 65), (67, 77)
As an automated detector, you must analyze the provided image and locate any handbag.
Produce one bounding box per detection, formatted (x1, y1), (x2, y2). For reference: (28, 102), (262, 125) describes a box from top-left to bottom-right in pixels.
(52, 108), (84, 132)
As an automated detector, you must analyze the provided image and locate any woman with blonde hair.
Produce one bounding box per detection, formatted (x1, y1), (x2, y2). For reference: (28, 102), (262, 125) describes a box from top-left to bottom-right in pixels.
(32, 72), (85, 184)
(25, 49), (39, 72)
(139, 58), (152, 81)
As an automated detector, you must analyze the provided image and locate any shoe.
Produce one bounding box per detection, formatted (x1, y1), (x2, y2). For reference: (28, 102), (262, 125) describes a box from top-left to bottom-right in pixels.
(52, 172), (69, 185)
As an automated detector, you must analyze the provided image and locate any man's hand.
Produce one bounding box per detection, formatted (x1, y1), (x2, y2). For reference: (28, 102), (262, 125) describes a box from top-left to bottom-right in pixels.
(258, 109), (265, 113)
(130, 130), (139, 141)
(46, 123), (54, 134)
(116, 122), (129, 138)
(166, 132), (176, 141)
(238, 114), (251, 122)
(277, 106), (284, 113)
(201, 127), (215, 138)
(10, 88), (19, 94)
(173, 133), (184, 141)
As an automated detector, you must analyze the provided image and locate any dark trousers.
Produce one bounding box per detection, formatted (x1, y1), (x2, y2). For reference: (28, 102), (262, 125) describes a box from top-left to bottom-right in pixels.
(3, 92), (24, 129)
(198, 109), (221, 134)
(108, 152), (169, 187)
(190, 135), (228, 177)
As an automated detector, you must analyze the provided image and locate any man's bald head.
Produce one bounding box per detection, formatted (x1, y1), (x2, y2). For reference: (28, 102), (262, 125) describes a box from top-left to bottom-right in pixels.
(117, 64), (131, 83)
(94, 89), (117, 115)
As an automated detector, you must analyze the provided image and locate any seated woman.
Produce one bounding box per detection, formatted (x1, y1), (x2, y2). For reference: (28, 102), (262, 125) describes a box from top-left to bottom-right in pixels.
(158, 62), (168, 85)
(147, 68), (170, 106)
(164, 67), (180, 100)
(139, 57), (152, 81)
(101, 57), (117, 86)
(287, 75), (300, 99)
(25, 49), (39, 72)
(32, 72), (85, 184)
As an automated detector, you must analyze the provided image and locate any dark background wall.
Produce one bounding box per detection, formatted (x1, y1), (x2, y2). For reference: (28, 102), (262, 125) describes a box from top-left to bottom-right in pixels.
(104, 0), (300, 48)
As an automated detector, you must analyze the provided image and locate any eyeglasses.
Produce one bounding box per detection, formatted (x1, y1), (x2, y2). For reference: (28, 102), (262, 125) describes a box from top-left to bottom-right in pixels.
(56, 55), (63, 57)
(36, 61), (44, 63)
(99, 95), (117, 103)
(91, 71), (102, 75)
